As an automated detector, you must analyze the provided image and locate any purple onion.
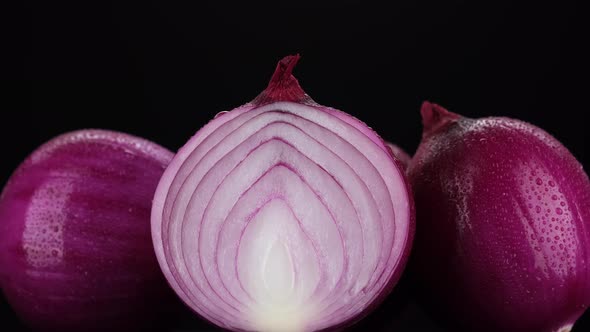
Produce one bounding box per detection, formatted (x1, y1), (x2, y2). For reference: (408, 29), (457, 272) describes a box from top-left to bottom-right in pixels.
(408, 102), (590, 332)
(151, 55), (415, 331)
(0, 129), (178, 331)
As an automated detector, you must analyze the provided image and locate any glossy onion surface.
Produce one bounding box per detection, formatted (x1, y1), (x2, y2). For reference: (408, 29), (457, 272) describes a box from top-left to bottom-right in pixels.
(0, 129), (176, 331)
(408, 102), (590, 332)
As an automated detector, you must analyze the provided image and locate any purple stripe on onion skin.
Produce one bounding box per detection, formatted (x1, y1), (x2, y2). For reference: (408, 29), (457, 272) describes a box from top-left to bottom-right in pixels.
(408, 101), (590, 332)
(151, 55), (414, 331)
(0, 129), (181, 332)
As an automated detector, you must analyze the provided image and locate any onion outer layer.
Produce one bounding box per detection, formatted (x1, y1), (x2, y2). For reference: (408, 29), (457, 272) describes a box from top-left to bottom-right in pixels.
(385, 142), (411, 171)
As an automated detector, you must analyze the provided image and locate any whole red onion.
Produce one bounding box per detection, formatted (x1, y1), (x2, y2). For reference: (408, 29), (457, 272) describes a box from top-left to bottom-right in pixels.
(151, 55), (415, 331)
(408, 102), (590, 332)
(0, 129), (177, 331)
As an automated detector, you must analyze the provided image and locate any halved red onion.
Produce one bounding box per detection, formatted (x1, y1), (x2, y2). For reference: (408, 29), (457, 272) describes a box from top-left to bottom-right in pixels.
(151, 55), (414, 331)
(0, 130), (178, 331)
(408, 102), (590, 332)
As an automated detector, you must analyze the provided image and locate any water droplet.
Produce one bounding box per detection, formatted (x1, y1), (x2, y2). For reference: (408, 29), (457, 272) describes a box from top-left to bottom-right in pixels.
(536, 178), (543, 185)
(549, 180), (555, 187)
(555, 236), (560, 240)
(535, 206), (542, 213)
(556, 208), (563, 215)
(551, 195), (558, 200)
(560, 201), (566, 207)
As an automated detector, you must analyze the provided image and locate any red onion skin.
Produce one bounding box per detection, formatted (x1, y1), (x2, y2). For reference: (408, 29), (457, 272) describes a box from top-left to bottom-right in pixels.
(151, 55), (414, 331)
(408, 102), (590, 332)
(0, 130), (178, 332)
(385, 142), (411, 171)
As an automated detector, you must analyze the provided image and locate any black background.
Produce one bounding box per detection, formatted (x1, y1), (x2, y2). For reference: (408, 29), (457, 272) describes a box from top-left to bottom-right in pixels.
(2, 0), (589, 331)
